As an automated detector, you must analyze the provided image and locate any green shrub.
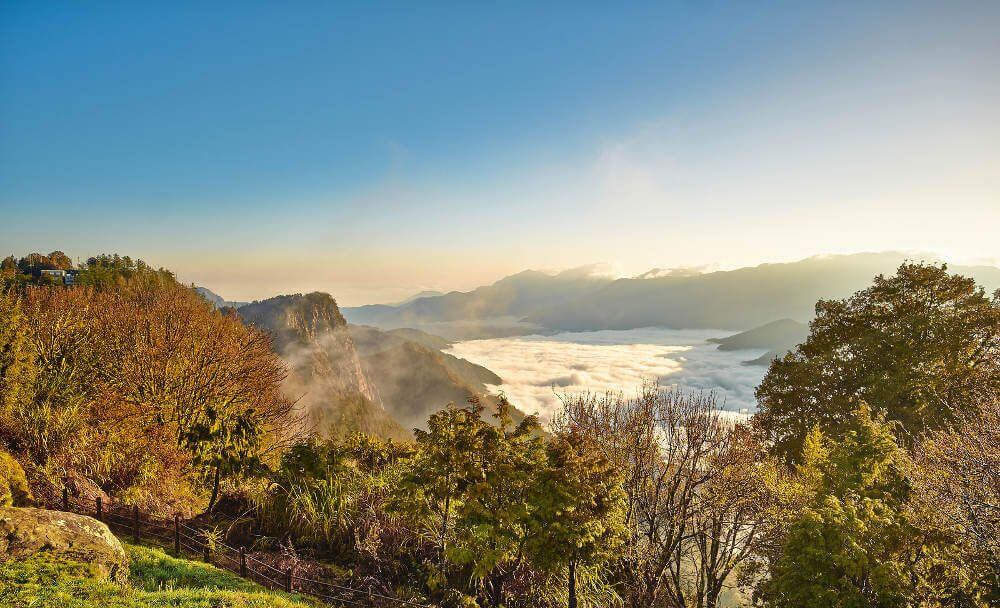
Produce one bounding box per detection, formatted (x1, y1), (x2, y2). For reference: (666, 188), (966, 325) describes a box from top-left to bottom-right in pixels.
(0, 448), (32, 506)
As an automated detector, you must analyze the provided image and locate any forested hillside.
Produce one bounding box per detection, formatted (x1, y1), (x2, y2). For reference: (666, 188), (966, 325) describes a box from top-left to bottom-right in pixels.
(2, 253), (998, 607)
(350, 324), (508, 430)
(1, 253), (295, 515)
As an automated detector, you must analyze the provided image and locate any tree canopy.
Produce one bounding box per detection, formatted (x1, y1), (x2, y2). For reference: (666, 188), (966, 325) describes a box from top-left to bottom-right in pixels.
(756, 404), (914, 607)
(0, 264), (294, 514)
(755, 262), (1000, 461)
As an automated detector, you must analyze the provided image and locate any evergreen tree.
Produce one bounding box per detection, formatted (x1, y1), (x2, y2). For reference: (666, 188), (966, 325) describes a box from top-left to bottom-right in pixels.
(448, 399), (546, 608)
(757, 403), (914, 607)
(530, 426), (626, 608)
(404, 399), (491, 581)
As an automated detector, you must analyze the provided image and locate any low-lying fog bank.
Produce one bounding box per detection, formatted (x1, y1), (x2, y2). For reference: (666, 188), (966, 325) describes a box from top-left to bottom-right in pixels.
(446, 328), (768, 422)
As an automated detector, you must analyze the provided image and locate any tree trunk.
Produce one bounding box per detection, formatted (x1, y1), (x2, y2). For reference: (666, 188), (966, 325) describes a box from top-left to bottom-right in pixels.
(491, 572), (506, 608)
(706, 587), (720, 608)
(439, 491), (451, 570)
(568, 559), (578, 608)
(206, 466), (221, 512)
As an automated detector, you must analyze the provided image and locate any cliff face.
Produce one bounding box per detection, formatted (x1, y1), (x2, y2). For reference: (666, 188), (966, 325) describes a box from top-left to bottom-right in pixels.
(239, 293), (408, 440)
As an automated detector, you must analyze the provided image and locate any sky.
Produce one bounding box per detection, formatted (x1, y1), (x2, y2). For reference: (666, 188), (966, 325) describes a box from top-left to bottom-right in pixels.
(1, 1), (998, 304)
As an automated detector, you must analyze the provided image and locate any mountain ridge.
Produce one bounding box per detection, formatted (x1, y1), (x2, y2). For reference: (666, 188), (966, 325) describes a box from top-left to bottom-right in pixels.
(342, 265), (614, 328)
(343, 253), (1000, 335)
(708, 319), (809, 351)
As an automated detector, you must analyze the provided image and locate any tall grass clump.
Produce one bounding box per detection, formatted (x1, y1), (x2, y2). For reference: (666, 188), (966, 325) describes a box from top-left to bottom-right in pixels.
(255, 434), (412, 559)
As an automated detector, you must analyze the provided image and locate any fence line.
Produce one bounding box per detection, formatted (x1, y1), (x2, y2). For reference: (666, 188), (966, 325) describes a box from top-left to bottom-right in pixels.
(50, 489), (433, 608)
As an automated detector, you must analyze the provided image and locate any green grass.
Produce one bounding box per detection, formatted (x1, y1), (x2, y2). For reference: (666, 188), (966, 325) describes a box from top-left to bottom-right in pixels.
(0, 542), (324, 608)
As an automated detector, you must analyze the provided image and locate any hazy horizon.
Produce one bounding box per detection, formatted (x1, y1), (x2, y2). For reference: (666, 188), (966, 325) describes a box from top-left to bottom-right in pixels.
(172, 248), (1000, 306)
(5, 247), (999, 307)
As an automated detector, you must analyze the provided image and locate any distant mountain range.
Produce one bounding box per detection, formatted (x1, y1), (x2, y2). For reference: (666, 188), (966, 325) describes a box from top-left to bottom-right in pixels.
(342, 266), (614, 331)
(391, 290), (445, 306)
(343, 252), (1000, 334)
(200, 251), (1000, 438)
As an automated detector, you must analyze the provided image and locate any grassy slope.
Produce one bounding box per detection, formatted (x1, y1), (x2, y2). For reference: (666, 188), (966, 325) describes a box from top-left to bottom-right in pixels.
(0, 543), (321, 608)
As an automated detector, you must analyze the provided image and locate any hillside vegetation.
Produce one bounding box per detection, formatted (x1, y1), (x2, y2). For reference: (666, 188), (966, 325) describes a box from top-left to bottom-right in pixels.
(2, 252), (998, 607)
(1, 254), (295, 515)
(0, 543), (318, 608)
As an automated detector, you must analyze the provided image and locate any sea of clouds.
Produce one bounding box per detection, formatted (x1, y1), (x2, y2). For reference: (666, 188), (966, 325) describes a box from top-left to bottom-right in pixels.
(445, 328), (770, 422)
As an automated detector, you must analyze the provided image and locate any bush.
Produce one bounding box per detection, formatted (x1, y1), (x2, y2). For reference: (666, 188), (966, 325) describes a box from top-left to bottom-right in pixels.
(0, 448), (32, 506)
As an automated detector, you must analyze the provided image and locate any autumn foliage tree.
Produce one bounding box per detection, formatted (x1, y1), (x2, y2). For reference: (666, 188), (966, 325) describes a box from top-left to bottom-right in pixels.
(0, 265), (294, 514)
(912, 396), (1000, 603)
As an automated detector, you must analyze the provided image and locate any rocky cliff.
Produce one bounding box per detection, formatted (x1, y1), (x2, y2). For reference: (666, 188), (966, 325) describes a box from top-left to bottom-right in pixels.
(239, 293), (408, 440)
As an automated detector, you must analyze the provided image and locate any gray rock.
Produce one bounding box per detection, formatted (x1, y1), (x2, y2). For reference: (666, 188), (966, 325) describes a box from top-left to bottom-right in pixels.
(0, 506), (128, 581)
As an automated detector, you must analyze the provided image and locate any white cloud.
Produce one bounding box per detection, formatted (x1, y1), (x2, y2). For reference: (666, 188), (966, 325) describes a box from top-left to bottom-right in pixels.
(446, 328), (769, 422)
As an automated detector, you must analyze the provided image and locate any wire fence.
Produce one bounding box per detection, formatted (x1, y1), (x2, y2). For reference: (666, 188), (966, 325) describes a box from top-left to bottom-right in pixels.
(49, 489), (433, 608)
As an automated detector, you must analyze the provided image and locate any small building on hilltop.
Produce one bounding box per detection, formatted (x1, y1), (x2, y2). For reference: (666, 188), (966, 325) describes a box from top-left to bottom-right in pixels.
(39, 269), (79, 285)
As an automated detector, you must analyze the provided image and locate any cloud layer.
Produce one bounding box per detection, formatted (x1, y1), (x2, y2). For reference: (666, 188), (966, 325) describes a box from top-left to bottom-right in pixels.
(446, 328), (769, 422)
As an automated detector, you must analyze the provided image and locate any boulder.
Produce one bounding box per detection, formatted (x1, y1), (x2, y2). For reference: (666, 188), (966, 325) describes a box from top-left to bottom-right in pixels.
(0, 449), (33, 507)
(0, 506), (128, 580)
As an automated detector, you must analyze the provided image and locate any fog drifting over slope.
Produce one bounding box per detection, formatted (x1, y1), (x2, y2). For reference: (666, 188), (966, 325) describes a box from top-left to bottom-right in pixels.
(446, 328), (769, 421)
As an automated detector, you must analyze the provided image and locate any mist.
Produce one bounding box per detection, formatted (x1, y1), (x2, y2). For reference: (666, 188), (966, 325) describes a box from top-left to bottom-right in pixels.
(446, 328), (769, 422)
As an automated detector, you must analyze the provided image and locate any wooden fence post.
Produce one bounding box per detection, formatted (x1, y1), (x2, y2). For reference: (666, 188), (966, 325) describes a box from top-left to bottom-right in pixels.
(62, 488), (68, 511)
(174, 515), (180, 554)
(239, 547), (247, 577)
(203, 540), (211, 564)
(95, 496), (102, 522)
(133, 506), (140, 542)
(285, 567), (293, 592)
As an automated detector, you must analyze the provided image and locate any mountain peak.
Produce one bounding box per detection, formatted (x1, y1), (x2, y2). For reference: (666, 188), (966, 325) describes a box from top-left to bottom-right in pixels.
(240, 292), (346, 347)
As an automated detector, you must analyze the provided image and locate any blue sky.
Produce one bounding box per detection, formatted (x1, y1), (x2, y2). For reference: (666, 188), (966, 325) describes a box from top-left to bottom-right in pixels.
(1, 2), (997, 303)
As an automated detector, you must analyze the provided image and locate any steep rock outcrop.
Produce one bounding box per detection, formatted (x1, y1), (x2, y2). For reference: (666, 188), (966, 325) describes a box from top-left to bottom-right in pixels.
(239, 293), (408, 440)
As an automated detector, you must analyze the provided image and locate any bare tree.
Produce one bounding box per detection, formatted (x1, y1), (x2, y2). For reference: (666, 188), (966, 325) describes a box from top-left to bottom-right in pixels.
(554, 384), (789, 608)
(913, 394), (1000, 576)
